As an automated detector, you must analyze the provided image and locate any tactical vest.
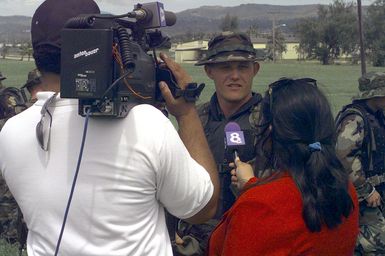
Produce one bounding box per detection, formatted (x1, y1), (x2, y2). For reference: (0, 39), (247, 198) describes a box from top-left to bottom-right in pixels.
(197, 95), (263, 217)
(336, 103), (385, 191)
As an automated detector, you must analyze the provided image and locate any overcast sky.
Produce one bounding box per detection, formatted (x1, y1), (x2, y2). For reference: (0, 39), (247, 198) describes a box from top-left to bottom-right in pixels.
(1, 0), (376, 16)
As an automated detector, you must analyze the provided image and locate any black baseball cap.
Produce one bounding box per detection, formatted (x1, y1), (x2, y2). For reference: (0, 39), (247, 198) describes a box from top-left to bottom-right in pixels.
(31, 0), (100, 49)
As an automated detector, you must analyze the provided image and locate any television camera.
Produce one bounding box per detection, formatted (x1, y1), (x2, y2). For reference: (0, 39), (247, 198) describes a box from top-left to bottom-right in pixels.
(60, 2), (204, 118)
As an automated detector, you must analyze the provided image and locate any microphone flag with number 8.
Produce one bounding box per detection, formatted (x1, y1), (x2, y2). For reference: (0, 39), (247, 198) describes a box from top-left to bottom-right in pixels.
(224, 122), (246, 163)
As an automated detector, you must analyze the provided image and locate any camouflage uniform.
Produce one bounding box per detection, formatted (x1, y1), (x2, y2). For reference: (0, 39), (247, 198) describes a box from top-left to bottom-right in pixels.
(0, 86), (28, 245)
(173, 32), (265, 255)
(21, 68), (43, 106)
(0, 72), (6, 89)
(336, 72), (385, 255)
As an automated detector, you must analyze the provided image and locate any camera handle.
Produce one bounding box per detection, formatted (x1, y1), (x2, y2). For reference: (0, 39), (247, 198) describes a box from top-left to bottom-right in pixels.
(155, 67), (205, 102)
(173, 83), (205, 102)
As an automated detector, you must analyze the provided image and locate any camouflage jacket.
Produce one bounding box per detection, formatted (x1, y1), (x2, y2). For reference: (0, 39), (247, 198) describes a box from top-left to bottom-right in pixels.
(335, 104), (385, 202)
(0, 87), (28, 244)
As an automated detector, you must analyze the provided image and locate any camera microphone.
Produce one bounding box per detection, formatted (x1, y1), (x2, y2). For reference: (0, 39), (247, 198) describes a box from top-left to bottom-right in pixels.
(130, 3), (176, 28)
(164, 11), (176, 26)
(224, 122), (246, 163)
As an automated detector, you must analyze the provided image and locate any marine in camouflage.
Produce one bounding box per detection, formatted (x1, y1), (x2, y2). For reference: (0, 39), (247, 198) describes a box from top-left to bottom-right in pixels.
(0, 173), (20, 243)
(336, 114), (373, 201)
(0, 86), (28, 245)
(174, 32), (263, 255)
(0, 72), (6, 89)
(336, 71), (385, 255)
(21, 68), (43, 105)
(353, 72), (385, 101)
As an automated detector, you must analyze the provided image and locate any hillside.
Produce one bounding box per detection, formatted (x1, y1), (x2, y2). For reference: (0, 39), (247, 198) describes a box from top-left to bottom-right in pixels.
(163, 4), (320, 36)
(0, 16), (31, 43)
(0, 4), (328, 43)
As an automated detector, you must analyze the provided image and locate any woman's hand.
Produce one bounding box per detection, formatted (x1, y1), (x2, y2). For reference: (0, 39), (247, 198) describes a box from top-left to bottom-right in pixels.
(230, 157), (255, 190)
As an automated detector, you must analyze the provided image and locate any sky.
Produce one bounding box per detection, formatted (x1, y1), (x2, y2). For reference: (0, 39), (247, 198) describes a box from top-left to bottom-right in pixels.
(1, 0), (376, 17)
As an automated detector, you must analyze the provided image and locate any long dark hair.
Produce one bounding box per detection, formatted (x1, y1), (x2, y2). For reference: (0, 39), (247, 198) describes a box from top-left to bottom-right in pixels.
(261, 78), (353, 232)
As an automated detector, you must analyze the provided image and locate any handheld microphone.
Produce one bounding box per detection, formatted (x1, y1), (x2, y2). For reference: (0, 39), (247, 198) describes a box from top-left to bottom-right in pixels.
(224, 122), (246, 163)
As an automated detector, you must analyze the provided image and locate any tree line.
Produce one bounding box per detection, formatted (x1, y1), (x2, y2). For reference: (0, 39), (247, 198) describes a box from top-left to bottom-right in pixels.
(174, 0), (385, 67)
(296, 0), (385, 66)
(1, 0), (384, 66)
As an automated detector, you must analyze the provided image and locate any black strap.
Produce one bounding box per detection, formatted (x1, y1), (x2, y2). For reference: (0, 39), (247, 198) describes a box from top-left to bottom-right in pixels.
(174, 83), (205, 102)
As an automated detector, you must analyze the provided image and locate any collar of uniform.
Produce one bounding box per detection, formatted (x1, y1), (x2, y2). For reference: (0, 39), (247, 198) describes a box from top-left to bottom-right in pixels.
(208, 92), (261, 121)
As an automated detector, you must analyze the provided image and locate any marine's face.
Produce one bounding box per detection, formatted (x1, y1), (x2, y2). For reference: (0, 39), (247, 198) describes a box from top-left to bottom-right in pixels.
(205, 61), (259, 105)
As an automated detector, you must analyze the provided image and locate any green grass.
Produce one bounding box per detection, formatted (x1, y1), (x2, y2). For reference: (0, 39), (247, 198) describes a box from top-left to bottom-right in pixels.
(0, 59), (35, 88)
(183, 60), (384, 115)
(0, 58), (384, 253)
(1, 58), (384, 114)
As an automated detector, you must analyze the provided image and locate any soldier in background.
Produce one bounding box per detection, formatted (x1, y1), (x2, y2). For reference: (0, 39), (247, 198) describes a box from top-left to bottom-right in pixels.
(0, 72), (28, 254)
(21, 68), (44, 105)
(336, 72), (385, 255)
(0, 72), (6, 89)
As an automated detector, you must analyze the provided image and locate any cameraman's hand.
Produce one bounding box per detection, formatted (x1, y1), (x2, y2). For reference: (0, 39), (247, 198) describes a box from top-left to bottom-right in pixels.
(230, 157), (255, 190)
(158, 53), (195, 119)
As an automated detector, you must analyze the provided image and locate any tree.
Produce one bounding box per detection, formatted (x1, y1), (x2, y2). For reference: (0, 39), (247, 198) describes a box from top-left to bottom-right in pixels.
(247, 24), (259, 39)
(1, 46), (10, 59)
(365, 0), (385, 66)
(295, 0), (358, 65)
(265, 28), (287, 61)
(19, 43), (33, 61)
(219, 13), (239, 32)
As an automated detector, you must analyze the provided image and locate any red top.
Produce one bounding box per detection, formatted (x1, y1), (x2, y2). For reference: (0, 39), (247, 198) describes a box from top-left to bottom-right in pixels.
(208, 174), (359, 256)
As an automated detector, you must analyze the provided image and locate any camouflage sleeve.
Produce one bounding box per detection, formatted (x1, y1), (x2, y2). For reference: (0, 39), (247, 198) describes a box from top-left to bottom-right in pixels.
(336, 113), (374, 202)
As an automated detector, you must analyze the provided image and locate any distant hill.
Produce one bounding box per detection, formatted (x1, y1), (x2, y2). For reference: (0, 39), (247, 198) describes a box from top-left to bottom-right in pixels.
(0, 4), (362, 43)
(0, 16), (31, 43)
(163, 4), (321, 36)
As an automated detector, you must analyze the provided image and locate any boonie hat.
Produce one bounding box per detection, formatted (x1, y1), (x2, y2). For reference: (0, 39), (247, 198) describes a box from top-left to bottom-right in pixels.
(31, 0), (100, 49)
(195, 31), (257, 66)
(353, 72), (385, 101)
(21, 69), (42, 89)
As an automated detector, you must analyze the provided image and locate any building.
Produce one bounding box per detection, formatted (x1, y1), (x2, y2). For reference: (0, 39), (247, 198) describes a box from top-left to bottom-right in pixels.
(173, 35), (301, 63)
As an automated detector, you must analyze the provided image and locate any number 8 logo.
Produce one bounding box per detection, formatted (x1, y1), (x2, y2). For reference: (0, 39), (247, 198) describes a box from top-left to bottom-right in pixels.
(230, 132), (242, 144)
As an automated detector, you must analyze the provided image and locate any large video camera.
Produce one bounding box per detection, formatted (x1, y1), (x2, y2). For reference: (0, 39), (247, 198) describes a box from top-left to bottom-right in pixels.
(60, 2), (204, 118)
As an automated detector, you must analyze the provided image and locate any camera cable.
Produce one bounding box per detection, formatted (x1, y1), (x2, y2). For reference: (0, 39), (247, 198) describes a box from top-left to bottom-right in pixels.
(54, 108), (91, 256)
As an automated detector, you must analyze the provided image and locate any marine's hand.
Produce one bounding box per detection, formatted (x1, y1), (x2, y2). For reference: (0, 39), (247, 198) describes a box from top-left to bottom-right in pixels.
(158, 53), (195, 119)
(230, 157), (255, 190)
(366, 190), (382, 208)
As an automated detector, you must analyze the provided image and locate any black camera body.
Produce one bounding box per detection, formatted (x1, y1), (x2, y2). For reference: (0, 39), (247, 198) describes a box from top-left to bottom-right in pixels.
(60, 2), (186, 117)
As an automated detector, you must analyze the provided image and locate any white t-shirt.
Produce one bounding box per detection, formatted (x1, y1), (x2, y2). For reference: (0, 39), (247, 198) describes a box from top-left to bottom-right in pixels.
(0, 92), (213, 256)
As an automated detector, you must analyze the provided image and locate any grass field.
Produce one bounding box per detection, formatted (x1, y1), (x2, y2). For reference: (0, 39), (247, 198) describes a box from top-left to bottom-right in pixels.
(0, 58), (384, 254)
(1, 58), (384, 115)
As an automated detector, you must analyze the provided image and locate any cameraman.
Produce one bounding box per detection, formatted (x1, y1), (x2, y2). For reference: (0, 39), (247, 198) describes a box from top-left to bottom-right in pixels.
(0, 0), (219, 255)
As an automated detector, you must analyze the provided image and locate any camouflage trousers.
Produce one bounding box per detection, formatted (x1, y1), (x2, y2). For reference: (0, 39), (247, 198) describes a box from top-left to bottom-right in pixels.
(356, 205), (385, 255)
(0, 174), (23, 244)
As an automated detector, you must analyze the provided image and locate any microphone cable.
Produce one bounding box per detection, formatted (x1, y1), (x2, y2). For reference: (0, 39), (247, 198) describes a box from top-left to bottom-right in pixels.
(54, 108), (91, 256)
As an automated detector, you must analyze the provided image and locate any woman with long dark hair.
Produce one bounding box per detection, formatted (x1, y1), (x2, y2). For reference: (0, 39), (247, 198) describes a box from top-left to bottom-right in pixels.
(208, 78), (359, 255)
